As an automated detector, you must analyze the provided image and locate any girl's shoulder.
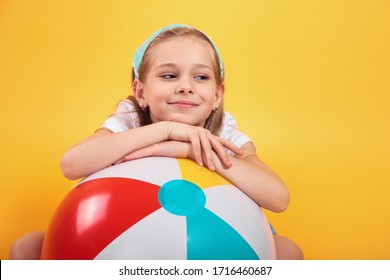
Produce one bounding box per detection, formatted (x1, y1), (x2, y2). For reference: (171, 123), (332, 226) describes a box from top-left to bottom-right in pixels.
(222, 111), (240, 130)
(220, 111), (252, 152)
(100, 99), (140, 132)
(115, 99), (137, 113)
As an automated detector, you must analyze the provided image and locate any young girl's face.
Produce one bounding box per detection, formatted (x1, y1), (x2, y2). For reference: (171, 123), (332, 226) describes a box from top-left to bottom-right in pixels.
(135, 36), (224, 127)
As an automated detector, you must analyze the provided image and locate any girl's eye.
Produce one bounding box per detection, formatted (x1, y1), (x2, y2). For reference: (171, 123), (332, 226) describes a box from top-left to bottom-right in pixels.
(194, 75), (209, 80)
(161, 74), (176, 79)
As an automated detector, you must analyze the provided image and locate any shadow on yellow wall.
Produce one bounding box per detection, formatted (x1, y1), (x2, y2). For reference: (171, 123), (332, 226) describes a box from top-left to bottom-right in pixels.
(1, 0), (389, 259)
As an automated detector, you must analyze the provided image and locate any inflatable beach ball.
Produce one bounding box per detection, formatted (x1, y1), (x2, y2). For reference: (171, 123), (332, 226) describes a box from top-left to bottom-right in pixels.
(41, 157), (276, 260)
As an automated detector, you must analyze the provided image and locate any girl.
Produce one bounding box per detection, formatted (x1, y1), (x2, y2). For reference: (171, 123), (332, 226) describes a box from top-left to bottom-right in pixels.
(10, 24), (303, 260)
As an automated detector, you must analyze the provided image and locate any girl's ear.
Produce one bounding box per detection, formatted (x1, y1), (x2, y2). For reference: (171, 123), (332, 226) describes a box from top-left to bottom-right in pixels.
(133, 79), (147, 107)
(214, 84), (225, 108)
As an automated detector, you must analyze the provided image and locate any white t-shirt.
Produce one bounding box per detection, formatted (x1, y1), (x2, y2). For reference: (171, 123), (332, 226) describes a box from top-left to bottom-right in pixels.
(101, 100), (252, 154)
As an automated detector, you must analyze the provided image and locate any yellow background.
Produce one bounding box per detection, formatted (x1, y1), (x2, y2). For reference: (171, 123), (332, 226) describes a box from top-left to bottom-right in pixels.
(1, 0), (389, 259)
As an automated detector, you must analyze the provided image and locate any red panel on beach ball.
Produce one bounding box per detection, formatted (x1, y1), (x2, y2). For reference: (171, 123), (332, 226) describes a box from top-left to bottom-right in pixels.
(41, 177), (161, 259)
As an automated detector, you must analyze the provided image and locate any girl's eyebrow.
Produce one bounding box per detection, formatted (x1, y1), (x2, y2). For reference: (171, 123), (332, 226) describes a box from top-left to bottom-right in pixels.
(155, 63), (176, 69)
(193, 63), (212, 70)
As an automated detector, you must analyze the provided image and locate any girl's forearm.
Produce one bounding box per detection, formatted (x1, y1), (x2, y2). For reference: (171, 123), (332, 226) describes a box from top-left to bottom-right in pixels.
(60, 122), (169, 180)
(214, 154), (290, 213)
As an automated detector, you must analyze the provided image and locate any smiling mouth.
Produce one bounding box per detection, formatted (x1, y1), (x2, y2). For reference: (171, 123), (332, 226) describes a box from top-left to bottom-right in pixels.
(167, 101), (199, 108)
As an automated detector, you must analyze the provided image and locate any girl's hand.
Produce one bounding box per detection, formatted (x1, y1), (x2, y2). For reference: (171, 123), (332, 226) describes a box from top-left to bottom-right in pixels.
(115, 140), (230, 171)
(162, 121), (242, 170)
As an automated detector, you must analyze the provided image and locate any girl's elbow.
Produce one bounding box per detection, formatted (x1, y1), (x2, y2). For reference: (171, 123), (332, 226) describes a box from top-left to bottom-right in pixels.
(273, 189), (291, 213)
(60, 153), (80, 180)
(274, 200), (289, 213)
(277, 190), (290, 213)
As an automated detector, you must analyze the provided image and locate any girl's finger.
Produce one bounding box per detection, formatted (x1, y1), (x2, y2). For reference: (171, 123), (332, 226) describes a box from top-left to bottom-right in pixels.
(198, 129), (215, 171)
(209, 137), (232, 168)
(218, 137), (242, 155)
(188, 132), (203, 167)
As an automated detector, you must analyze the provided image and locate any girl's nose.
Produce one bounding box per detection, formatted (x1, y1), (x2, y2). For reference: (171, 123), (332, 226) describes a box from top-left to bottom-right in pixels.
(175, 77), (194, 94)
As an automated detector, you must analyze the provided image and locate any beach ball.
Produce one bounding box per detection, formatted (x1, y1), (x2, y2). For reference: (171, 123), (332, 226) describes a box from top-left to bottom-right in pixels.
(41, 157), (276, 260)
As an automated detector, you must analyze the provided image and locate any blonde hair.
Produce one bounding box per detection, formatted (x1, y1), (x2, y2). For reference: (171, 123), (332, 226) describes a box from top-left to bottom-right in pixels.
(128, 26), (225, 135)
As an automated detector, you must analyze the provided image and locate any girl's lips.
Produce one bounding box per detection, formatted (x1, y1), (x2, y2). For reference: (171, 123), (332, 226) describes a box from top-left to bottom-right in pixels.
(168, 101), (199, 108)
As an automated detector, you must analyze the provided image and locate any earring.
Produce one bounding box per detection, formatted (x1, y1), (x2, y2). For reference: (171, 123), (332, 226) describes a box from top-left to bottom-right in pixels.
(213, 105), (219, 112)
(138, 102), (146, 112)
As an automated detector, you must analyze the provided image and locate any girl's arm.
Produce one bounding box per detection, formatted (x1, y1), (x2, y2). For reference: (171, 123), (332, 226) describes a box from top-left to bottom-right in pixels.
(213, 142), (290, 213)
(61, 121), (241, 180)
(61, 123), (167, 180)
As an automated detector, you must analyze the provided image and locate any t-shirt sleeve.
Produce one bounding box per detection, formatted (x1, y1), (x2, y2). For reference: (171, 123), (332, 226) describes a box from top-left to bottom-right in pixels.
(100, 100), (140, 133)
(220, 112), (252, 154)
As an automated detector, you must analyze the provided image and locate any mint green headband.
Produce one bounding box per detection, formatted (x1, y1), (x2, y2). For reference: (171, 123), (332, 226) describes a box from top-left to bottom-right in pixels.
(132, 24), (224, 79)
